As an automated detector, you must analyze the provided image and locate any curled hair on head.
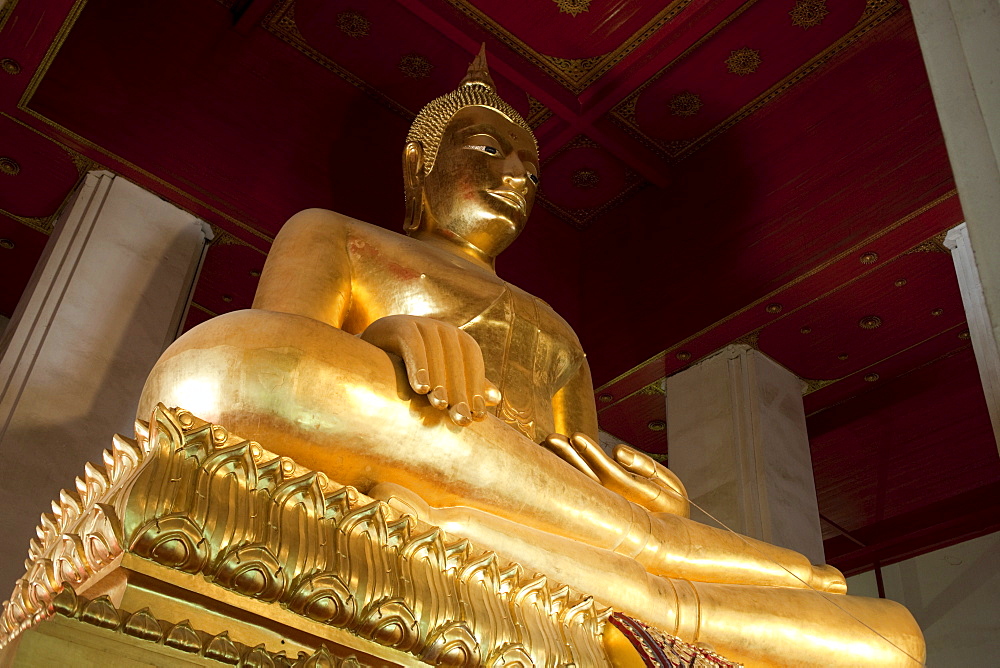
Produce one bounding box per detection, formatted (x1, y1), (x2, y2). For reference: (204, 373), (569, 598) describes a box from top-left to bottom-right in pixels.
(405, 45), (537, 181)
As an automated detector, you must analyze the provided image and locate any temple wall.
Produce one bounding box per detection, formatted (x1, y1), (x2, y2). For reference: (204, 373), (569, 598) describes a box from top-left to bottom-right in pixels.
(847, 531), (1000, 667)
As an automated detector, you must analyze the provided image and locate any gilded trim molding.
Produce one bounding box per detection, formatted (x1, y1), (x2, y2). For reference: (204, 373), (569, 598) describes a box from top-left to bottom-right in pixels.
(35, 587), (370, 667)
(444, 0), (695, 94)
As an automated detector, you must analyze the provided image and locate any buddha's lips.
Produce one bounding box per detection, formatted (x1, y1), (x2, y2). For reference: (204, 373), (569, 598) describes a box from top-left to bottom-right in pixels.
(486, 189), (526, 213)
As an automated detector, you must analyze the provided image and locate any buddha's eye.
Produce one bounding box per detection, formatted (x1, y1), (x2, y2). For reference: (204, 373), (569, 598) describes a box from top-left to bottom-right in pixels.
(466, 144), (499, 155)
(528, 174), (539, 185)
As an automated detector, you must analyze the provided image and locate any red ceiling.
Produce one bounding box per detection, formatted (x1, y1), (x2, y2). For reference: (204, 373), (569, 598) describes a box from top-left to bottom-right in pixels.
(0, 0), (995, 574)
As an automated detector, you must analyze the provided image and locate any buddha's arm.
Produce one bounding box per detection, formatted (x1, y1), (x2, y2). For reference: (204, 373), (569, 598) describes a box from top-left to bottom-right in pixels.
(551, 356), (599, 440)
(252, 209), (352, 328)
(255, 210), (499, 426)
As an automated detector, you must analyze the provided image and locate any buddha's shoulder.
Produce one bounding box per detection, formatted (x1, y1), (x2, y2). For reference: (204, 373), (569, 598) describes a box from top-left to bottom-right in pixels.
(540, 302), (583, 349)
(507, 283), (582, 349)
(279, 208), (413, 250)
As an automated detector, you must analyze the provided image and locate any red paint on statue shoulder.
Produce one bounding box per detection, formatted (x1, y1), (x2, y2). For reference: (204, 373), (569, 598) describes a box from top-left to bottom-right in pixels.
(388, 262), (421, 281)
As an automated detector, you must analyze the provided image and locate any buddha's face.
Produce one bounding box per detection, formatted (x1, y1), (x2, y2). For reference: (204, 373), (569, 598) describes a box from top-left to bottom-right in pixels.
(417, 106), (539, 258)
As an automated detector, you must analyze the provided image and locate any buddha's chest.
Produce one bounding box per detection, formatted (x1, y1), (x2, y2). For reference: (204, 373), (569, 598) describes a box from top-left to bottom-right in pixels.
(346, 236), (503, 327)
(345, 233), (583, 439)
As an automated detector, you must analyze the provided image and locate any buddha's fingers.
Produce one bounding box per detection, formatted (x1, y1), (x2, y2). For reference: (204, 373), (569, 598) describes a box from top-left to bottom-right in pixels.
(457, 330), (489, 421)
(813, 564), (848, 594)
(483, 381), (501, 408)
(440, 326), (473, 425)
(568, 433), (641, 490)
(613, 445), (690, 517)
(651, 467), (688, 505)
(541, 433), (601, 483)
(612, 444), (657, 477)
(360, 315), (432, 395)
(569, 434), (681, 514)
(361, 315), (494, 425)
(418, 320), (451, 411)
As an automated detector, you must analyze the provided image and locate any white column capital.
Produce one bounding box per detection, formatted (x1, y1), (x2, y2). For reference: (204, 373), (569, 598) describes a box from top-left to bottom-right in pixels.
(943, 222), (967, 251)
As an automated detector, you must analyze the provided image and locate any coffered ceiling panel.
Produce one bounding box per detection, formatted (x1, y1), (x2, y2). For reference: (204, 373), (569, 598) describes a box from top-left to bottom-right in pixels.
(282, 0), (533, 118)
(613, 0), (894, 159)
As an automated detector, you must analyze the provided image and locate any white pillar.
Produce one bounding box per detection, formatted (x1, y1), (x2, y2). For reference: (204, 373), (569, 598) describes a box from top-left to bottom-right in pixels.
(910, 0), (1000, 445)
(666, 344), (825, 564)
(0, 171), (210, 590)
(945, 223), (1000, 450)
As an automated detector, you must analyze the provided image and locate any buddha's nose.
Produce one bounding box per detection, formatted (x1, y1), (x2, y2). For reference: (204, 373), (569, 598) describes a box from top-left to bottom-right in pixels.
(502, 157), (529, 192)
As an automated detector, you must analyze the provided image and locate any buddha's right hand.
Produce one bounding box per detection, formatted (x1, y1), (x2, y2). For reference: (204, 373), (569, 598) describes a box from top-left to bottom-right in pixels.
(360, 315), (501, 426)
(542, 433), (691, 517)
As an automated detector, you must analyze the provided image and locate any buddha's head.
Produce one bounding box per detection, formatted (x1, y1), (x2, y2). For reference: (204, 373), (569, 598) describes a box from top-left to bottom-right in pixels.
(404, 46), (539, 261)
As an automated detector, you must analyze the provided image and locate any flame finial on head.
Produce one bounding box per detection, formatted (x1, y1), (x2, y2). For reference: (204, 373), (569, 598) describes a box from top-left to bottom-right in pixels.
(405, 44), (536, 179)
(460, 43), (496, 90)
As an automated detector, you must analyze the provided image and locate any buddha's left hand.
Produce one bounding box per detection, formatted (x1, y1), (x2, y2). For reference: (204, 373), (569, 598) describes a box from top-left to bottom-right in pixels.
(542, 433), (690, 517)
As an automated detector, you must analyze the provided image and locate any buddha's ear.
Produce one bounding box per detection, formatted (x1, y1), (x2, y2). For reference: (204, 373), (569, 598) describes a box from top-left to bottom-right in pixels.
(402, 141), (425, 193)
(402, 141), (425, 232)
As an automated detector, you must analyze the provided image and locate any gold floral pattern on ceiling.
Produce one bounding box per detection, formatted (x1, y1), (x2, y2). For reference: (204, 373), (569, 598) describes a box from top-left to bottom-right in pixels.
(336, 10), (371, 38)
(669, 91), (703, 117)
(526, 94), (554, 129)
(0, 134), (96, 236)
(594, 195), (959, 399)
(790, 0), (829, 29)
(725, 47), (762, 75)
(553, 0), (592, 17)
(0, 156), (20, 175)
(571, 168), (600, 189)
(398, 53), (433, 79)
(263, 1), (413, 120)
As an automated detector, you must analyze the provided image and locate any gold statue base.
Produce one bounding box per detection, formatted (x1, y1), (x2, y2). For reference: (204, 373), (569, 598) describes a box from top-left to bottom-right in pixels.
(0, 406), (738, 667)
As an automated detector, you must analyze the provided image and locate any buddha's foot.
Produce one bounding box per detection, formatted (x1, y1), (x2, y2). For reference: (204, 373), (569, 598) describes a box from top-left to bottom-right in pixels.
(813, 563), (848, 594)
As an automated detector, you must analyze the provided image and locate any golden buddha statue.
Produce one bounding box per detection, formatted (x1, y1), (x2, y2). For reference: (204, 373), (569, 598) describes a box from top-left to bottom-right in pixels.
(137, 49), (925, 667)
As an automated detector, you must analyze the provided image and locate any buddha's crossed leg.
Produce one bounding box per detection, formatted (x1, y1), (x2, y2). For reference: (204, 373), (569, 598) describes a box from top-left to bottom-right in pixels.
(371, 434), (845, 595)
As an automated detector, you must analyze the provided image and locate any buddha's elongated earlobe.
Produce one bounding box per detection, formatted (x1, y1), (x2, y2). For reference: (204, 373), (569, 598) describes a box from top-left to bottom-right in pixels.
(403, 140), (425, 232)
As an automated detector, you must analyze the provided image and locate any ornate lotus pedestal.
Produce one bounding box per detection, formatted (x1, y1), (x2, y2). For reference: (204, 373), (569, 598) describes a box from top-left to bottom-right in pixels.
(0, 406), (738, 667)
